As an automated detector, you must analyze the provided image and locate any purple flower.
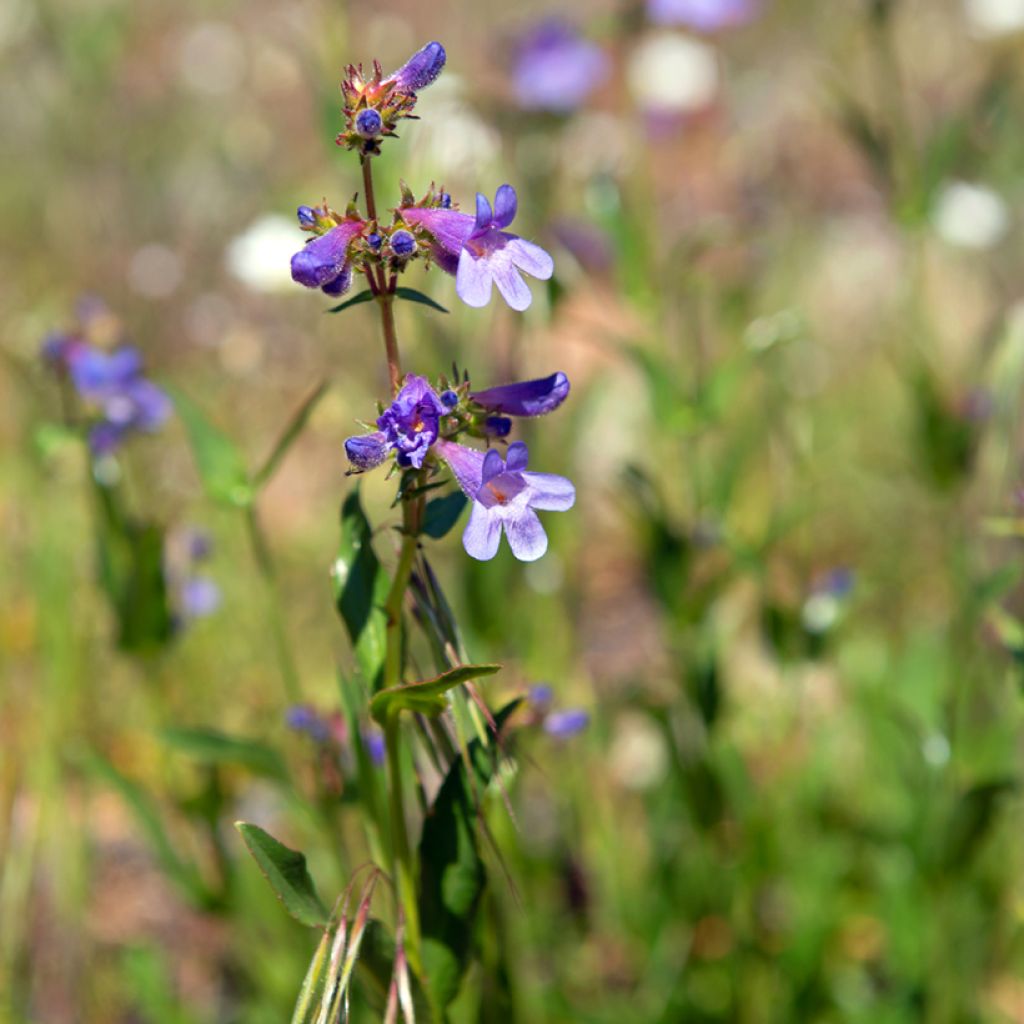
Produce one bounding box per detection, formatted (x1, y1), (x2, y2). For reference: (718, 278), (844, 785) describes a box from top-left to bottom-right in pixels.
(647, 0), (761, 30)
(457, 187), (554, 311)
(543, 708), (590, 739)
(290, 217), (365, 295)
(180, 576), (222, 619)
(512, 20), (609, 113)
(375, 374), (447, 469)
(529, 683), (555, 709)
(471, 371), (570, 417)
(361, 726), (386, 766)
(286, 705), (332, 743)
(436, 439), (575, 562)
(403, 185), (553, 310)
(384, 41), (447, 92)
(344, 431), (389, 472)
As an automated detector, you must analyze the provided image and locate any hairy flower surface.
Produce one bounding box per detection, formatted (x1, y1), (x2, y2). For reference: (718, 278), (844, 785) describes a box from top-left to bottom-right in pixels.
(376, 374), (446, 469)
(383, 41), (447, 92)
(648, 0), (761, 29)
(290, 217), (366, 294)
(471, 371), (570, 417)
(512, 20), (609, 112)
(436, 439), (574, 561)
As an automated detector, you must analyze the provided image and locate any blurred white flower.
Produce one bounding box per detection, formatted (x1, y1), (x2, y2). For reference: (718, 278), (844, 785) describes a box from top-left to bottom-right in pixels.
(627, 32), (719, 114)
(225, 215), (298, 293)
(932, 181), (1010, 250)
(609, 712), (668, 791)
(965, 0), (1024, 36)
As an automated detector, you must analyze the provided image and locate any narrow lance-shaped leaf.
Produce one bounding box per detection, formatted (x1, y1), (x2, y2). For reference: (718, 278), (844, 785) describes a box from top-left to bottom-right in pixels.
(168, 386), (253, 507)
(333, 487), (390, 690)
(235, 822), (329, 928)
(161, 727), (289, 783)
(370, 663), (501, 725)
(252, 379), (329, 490)
(326, 290), (375, 314)
(394, 286), (449, 313)
(420, 491), (467, 540)
(418, 700), (521, 1011)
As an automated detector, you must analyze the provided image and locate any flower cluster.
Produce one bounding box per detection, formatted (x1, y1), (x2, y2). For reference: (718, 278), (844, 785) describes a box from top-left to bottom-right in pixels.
(43, 313), (171, 455)
(290, 183), (553, 311)
(344, 371), (573, 561)
(528, 684), (590, 739)
(166, 528), (222, 627)
(336, 41), (446, 156)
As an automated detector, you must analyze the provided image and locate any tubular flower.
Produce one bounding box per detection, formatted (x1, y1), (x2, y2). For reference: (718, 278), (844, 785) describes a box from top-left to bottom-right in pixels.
(383, 41), (447, 92)
(511, 20), (609, 112)
(456, 187), (554, 311)
(402, 184), (553, 310)
(370, 374), (446, 470)
(436, 439), (575, 561)
(470, 371), (570, 417)
(290, 215), (366, 295)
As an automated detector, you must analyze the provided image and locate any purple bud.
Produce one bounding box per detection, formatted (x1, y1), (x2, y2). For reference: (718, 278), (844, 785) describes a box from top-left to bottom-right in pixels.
(529, 683), (554, 709)
(286, 705), (331, 743)
(388, 41), (446, 92)
(390, 229), (417, 259)
(484, 415), (512, 438)
(440, 389), (459, 408)
(344, 432), (388, 471)
(297, 205), (316, 229)
(186, 529), (213, 563)
(355, 108), (383, 138)
(362, 727), (386, 766)
(471, 372), (570, 417)
(439, 192), (452, 209)
(544, 709), (589, 739)
(368, 233), (383, 250)
(180, 576), (221, 619)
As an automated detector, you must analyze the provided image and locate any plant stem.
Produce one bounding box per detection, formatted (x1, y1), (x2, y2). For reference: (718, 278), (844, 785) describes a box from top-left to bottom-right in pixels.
(361, 154), (378, 222)
(244, 505), (301, 704)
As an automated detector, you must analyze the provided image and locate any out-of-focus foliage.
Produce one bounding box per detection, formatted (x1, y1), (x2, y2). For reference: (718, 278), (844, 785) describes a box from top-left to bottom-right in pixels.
(6, 0), (1024, 1021)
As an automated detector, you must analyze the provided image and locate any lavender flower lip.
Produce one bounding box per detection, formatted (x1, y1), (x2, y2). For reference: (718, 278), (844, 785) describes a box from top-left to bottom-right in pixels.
(471, 371), (570, 417)
(511, 19), (609, 113)
(437, 439), (575, 561)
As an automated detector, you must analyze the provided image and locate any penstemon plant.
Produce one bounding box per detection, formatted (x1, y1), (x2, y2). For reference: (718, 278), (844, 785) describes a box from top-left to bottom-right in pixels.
(249, 40), (575, 1022)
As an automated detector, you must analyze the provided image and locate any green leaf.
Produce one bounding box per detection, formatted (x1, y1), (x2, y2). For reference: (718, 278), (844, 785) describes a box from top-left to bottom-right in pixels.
(169, 386), (253, 507)
(161, 727), (288, 782)
(419, 700), (521, 1010)
(370, 663), (501, 725)
(394, 286), (448, 313)
(326, 290), (375, 314)
(252, 379), (329, 490)
(333, 487), (390, 690)
(235, 822), (329, 928)
(421, 491), (467, 539)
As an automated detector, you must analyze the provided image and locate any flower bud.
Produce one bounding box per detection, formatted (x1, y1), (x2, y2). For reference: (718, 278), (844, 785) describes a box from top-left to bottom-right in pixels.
(390, 229), (417, 259)
(368, 232), (383, 250)
(355, 108), (383, 139)
(484, 415), (512, 438)
(388, 41), (446, 92)
(440, 389), (459, 408)
(297, 205), (317, 229)
(544, 709), (589, 739)
(344, 432), (388, 471)
(471, 371), (570, 417)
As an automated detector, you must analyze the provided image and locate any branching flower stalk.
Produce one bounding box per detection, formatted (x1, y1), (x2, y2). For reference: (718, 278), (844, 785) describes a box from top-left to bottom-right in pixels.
(286, 38), (577, 1016)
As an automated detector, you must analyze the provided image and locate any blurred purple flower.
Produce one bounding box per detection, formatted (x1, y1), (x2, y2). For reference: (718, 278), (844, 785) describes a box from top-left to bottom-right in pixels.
(647, 0), (761, 30)
(286, 705), (332, 743)
(551, 218), (615, 274)
(544, 708), (590, 739)
(456, 187), (554, 311)
(180, 576), (222, 620)
(512, 20), (608, 113)
(384, 41), (447, 92)
(290, 217), (365, 295)
(436, 439), (575, 561)
(529, 683), (555, 709)
(376, 374), (447, 469)
(46, 338), (172, 455)
(471, 371), (570, 417)
(362, 726), (386, 766)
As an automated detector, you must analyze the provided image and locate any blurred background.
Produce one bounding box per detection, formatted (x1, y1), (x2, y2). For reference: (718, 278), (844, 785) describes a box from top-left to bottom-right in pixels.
(6, 0), (1024, 1019)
